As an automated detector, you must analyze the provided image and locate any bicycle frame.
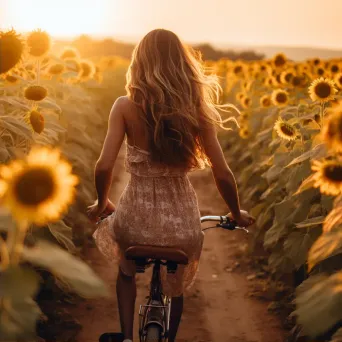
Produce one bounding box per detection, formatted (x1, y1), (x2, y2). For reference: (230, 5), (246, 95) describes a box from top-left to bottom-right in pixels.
(139, 260), (171, 342)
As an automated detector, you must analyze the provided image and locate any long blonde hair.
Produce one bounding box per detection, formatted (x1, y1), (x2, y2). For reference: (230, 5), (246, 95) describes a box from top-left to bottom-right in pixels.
(125, 29), (236, 169)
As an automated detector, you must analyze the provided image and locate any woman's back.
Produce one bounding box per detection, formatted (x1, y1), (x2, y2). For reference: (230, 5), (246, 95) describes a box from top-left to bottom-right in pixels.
(93, 96), (204, 297)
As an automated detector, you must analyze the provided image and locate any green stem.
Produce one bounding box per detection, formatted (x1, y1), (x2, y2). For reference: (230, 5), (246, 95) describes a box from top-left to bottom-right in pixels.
(320, 102), (325, 131)
(9, 220), (28, 265)
(37, 59), (40, 85)
(0, 235), (10, 271)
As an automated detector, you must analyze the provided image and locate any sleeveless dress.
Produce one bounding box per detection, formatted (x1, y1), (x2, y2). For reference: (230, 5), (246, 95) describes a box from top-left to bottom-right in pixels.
(92, 141), (204, 297)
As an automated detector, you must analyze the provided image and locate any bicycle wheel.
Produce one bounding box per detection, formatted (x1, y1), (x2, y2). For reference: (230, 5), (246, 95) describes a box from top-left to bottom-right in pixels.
(145, 323), (162, 342)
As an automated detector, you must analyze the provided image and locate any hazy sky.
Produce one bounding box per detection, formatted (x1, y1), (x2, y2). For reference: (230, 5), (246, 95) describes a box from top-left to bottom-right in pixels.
(1, 0), (341, 49)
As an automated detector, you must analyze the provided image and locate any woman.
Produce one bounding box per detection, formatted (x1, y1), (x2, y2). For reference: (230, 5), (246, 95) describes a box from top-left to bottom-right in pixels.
(87, 29), (255, 342)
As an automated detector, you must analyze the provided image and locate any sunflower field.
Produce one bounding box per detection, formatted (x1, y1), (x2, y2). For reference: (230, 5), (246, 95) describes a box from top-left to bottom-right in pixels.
(0, 29), (128, 341)
(0, 27), (342, 342)
(213, 55), (342, 340)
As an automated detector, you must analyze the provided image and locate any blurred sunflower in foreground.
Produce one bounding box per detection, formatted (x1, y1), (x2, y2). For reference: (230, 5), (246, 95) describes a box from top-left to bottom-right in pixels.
(27, 29), (51, 58)
(24, 85), (48, 101)
(0, 147), (78, 225)
(312, 159), (342, 196)
(0, 29), (24, 75)
(25, 109), (45, 134)
(274, 118), (298, 141)
(322, 102), (342, 153)
(271, 89), (289, 107)
(308, 77), (337, 103)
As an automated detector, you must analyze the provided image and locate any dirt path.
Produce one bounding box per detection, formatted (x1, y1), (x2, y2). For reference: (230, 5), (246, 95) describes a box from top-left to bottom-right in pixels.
(68, 147), (285, 342)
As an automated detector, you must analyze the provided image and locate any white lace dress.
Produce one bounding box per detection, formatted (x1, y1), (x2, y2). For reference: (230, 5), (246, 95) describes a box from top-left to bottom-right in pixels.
(92, 142), (204, 296)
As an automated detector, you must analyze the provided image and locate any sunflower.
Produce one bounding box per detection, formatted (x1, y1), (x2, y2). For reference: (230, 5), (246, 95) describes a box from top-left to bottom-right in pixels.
(274, 118), (298, 141)
(280, 69), (295, 85)
(311, 159), (342, 196)
(308, 77), (337, 103)
(273, 53), (287, 68)
(65, 58), (81, 73)
(0, 29), (24, 74)
(236, 91), (245, 102)
(0, 147), (78, 225)
(312, 58), (321, 66)
(60, 47), (80, 60)
(26, 29), (51, 58)
(48, 63), (65, 75)
(24, 85), (48, 101)
(271, 89), (289, 107)
(25, 109), (45, 134)
(241, 95), (251, 109)
(315, 67), (325, 77)
(239, 126), (250, 139)
(78, 60), (96, 80)
(264, 76), (279, 88)
(334, 73), (342, 89)
(330, 63), (340, 74)
(241, 80), (253, 92)
(322, 102), (342, 152)
(4, 74), (19, 84)
(232, 62), (245, 77)
(260, 95), (272, 108)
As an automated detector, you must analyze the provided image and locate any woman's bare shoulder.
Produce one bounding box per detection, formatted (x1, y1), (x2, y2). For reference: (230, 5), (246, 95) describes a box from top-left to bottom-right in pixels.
(113, 95), (137, 113)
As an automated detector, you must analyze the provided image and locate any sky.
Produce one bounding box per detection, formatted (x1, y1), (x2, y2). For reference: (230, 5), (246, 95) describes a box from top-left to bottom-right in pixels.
(1, 0), (342, 50)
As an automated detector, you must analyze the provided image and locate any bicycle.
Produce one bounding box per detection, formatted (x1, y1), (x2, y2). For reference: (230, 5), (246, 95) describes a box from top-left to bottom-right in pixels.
(99, 214), (249, 342)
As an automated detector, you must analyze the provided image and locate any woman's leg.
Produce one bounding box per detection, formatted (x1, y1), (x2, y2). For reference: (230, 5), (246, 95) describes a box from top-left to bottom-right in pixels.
(168, 295), (183, 342)
(116, 268), (137, 340)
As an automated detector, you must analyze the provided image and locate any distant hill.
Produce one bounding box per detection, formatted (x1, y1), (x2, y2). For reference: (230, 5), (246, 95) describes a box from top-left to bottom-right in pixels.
(52, 35), (264, 61)
(52, 35), (342, 62)
(214, 43), (342, 61)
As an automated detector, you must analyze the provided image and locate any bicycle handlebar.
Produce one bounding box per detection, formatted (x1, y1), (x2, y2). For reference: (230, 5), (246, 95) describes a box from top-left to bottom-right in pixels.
(95, 213), (249, 233)
(200, 215), (249, 233)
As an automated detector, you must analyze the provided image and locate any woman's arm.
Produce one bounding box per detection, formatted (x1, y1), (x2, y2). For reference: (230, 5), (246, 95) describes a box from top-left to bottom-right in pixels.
(201, 123), (242, 220)
(94, 97), (126, 210)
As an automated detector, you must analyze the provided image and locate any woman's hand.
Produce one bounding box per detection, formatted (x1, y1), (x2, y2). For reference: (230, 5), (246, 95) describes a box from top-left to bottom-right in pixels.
(227, 210), (255, 227)
(87, 199), (115, 223)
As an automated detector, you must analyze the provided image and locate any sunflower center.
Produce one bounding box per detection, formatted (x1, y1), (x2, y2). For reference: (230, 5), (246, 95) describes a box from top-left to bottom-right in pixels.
(315, 82), (332, 98)
(317, 68), (324, 76)
(234, 66), (242, 74)
(262, 98), (271, 106)
(276, 92), (288, 103)
(14, 167), (55, 206)
(280, 123), (296, 136)
(331, 65), (339, 73)
(323, 164), (342, 182)
(274, 55), (286, 67)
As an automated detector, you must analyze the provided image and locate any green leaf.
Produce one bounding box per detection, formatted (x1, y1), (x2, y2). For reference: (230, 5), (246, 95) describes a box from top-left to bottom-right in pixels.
(47, 220), (76, 252)
(264, 221), (289, 249)
(0, 213), (15, 232)
(295, 216), (326, 228)
(0, 116), (33, 140)
(285, 143), (326, 168)
(283, 229), (320, 269)
(274, 198), (295, 223)
(0, 266), (40, 299)
(308, 230), (342, 270)
(22, 240), (108, 298)
(0, 297), (41, 340)
(294, 271), (342, 337)
(293, 173), (316, 196)
(268, 244), (294, 273)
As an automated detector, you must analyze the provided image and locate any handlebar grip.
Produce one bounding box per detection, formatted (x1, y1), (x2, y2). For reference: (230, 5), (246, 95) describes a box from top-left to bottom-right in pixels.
(219, 222), (237, 230)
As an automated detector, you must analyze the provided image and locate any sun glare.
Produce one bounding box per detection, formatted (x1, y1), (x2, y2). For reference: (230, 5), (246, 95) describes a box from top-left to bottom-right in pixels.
(2, 0), (119, 38)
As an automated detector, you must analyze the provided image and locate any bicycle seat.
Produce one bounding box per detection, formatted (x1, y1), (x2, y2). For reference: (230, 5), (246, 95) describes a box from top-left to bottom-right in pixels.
(125, 246), (189, 265)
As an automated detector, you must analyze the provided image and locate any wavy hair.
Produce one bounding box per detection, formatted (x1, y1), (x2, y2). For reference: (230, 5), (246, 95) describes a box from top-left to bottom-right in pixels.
(125, 29), (237, 169)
